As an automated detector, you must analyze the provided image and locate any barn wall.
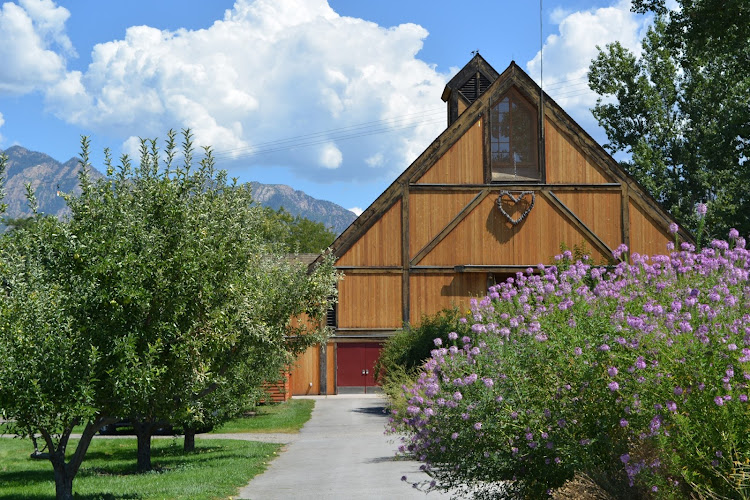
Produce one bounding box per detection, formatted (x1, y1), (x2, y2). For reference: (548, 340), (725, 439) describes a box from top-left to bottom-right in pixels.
(415, 119), (484, 184)
(338, 273), (402, 328)
(410, 273), (486, 321)
(409, 191), (477, 259)
(554, 190), (622, 252)
(545, 120), (612, 184)
(300, 71), (684, 396)
(337, 200), (402, 267)
(629, 199), (671, 257)
(290, 344), (320, 395)
(419, 194), (609, 266)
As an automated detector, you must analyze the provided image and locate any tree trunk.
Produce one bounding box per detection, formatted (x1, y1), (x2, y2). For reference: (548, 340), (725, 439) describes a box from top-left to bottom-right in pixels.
(134, 421), (154, 473)
(183, 427), (196, 452)
(41, 417), (116, 500)
(51, 456), (74, 500)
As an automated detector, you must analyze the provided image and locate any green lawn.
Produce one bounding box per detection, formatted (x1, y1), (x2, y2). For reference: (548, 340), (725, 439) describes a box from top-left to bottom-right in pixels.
(0, 437), (279, 500)
(210, 398), (314, 434)
(0, 398), (315, 498)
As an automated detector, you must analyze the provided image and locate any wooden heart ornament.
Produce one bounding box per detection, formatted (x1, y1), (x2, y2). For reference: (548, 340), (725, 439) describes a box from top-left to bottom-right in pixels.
(496, 191), (536, 226)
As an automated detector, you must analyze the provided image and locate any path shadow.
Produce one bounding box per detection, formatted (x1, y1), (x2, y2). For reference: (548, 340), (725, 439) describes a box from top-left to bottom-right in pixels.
(366, 455), (397, 464)
(0, 492), (140, 500)
(351, 406), (388, 416)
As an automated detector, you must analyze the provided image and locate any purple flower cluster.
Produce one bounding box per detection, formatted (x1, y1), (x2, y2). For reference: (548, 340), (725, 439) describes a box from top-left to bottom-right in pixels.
(389, 231), (750, 497)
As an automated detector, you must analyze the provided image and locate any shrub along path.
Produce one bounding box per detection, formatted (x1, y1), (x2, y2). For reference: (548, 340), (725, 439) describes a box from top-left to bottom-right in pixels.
(239, 395), (450, 500)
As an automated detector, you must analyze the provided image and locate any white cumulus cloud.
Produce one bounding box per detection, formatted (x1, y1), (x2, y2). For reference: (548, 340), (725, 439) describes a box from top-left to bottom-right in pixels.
(526, 0), (648, 123)
(348, 206), (363, 217)
(45, 0), (449, 182)
(0, 0), (72, 94)
(319, 142), (343, 169)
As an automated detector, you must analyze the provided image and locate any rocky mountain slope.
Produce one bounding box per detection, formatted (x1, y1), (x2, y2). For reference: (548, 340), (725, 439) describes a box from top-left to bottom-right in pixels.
(249, 182), (356, 234)
(0, 145), (98, 220)
(0, 146), (357, 234)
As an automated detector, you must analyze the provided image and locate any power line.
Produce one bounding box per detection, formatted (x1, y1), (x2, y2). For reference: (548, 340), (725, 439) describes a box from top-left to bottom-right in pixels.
(212, 115), (445, 162)
(542, 76), (589, 90)
(211, 107), (445, 160)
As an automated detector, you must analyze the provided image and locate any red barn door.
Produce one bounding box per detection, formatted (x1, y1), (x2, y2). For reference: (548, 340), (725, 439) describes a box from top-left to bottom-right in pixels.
(337, 343), (383, 393)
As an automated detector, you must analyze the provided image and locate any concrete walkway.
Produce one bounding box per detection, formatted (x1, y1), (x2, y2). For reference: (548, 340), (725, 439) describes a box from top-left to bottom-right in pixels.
(238, 395), (452, 500)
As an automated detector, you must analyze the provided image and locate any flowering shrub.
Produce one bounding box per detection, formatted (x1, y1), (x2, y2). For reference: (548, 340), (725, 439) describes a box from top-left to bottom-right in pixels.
(392, 232), (750, 498)
(376, 309), (470, 427)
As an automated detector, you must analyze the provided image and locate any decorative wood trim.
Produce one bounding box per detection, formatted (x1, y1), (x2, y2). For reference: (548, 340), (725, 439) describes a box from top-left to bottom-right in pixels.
(540, 190), (613, 258)
(319, 343), (326, 395)
(335, 267), (404, 274)
(309, 190), (401, 270)
(333, 342), (337, 395)
(508, 66), (690, 242)
(410, 188), (490, 266)
(454, 265), (536, 273)
(333, 333), (399, 340)
(442, 53), (500, 101)
(621, 183), (631, 250)
(483, 102), (491, 183)
(312, 59), (689, 274)
(401, 184), (410, 325)
(410, 266), (457, 273)
(409, 183), (622, 191)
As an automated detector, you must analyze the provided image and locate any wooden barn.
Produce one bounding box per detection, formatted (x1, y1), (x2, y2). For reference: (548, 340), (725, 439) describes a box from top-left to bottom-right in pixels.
(286, 55), (688, 396)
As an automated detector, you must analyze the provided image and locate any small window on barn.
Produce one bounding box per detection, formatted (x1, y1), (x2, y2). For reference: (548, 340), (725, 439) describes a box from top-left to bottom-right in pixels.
(490, 88), (540, 182)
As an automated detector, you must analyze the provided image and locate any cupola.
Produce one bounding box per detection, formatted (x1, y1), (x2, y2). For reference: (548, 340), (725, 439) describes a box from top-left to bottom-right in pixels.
(440, 53), (500, 126)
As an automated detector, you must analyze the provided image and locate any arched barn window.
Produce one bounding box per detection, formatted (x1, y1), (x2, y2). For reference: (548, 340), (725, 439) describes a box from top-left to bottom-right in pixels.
(490, 88), (540, 182)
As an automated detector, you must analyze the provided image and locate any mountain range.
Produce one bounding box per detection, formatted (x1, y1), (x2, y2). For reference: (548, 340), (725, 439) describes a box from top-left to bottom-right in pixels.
(0, 146), (357, 234)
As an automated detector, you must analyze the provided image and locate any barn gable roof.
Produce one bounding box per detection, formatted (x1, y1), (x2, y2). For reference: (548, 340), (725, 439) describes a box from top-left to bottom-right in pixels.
(311, 60), (689, 270)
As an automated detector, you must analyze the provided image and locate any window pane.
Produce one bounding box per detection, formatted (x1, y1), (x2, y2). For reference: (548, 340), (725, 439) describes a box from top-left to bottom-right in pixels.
(511, 103), (533, 163)
(490, 90), (540, 181)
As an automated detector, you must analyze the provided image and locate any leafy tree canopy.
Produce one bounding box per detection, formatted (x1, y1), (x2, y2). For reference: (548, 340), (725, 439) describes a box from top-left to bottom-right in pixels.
(588, 0), (749, 237)
(259, 206), (336, 254)
(0, 132), (339, 498)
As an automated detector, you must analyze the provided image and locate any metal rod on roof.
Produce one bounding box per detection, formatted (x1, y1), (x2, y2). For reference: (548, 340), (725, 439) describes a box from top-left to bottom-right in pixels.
(539, 0), (546, 175)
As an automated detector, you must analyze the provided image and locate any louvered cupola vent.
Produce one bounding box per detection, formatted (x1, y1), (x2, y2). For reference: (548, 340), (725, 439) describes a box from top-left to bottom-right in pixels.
(458, 73), (493, 104)
(441, 54), (500, 126)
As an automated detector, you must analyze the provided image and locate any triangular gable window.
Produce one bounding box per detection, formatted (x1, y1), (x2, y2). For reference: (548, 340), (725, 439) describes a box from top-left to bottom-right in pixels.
(490, 88), (540, 182)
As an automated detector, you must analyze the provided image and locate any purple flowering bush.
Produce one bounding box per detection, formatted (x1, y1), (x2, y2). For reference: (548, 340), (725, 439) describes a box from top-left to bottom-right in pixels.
(392, 232), (750, 498)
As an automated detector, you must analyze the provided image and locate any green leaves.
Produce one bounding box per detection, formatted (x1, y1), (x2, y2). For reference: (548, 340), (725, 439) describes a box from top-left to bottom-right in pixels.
(0, 130), (340, 492)
(589, 1), (750, 237)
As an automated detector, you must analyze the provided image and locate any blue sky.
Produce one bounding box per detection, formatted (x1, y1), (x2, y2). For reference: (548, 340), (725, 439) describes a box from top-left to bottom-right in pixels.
(0, 0), (657, 214)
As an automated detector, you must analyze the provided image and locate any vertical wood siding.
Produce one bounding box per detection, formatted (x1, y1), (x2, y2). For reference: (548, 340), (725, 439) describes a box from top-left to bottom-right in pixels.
(337, 200), (402, 266)
(419, 194), (609, 266)
(545, 120), (612, 184)
(409, 191), (477, 259)
(410, 273), (487, 321)
(290, 345), (320, 395)
(628, 199), (671, 257)
(415, 119), (484, 184)
(338, 273), (403, 328)
(554, 191), (623, 252)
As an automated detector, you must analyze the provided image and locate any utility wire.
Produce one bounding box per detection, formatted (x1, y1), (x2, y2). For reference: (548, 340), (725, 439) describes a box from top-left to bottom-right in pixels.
(211, 107), (445, 160)
(213, 115), (445, 162)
